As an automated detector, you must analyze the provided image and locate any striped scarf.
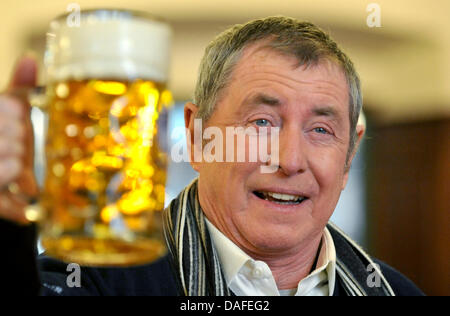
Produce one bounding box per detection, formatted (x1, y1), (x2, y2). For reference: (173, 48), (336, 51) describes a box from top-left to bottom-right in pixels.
(163, 178), (395, 296)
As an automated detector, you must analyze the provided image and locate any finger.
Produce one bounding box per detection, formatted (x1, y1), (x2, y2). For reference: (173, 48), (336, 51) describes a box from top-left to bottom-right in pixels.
(15, 168), (39, 198)
(0, 95), (24, 119)
(17, 105), (38, 198)
(1, 56), (40, 206)
(0, 117), (25, 140)
(0, 100), (38, 198)
(0, 138), (24, 157)
(0, 193), (29, 225)
(8, 55), (38, 89)
(0, 158), (22, 187)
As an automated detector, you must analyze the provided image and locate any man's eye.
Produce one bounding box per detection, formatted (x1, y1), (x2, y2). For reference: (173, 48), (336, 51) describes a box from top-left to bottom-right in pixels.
(254, 119), (271, 127)
(314, 127), (329, 134)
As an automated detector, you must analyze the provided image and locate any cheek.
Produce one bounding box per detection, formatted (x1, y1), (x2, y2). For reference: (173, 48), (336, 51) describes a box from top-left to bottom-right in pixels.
(311, 153), (347, 214)
(198, 161), (260, 237)
(198, 161), (255, 200)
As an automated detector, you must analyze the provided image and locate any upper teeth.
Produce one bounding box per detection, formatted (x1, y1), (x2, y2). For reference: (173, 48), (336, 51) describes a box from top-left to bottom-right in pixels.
(264, 192), (302, 201)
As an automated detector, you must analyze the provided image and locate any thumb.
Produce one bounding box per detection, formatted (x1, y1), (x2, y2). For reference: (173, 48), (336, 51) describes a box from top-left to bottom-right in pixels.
(8, 54), (38, 89)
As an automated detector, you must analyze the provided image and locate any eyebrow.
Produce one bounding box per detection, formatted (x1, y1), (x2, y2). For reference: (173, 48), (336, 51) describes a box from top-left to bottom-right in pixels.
(312, 106), (338, 118)
(311, 105), (344, 125)
(243, 93), (282, 107)
(241, 93), (343, 122)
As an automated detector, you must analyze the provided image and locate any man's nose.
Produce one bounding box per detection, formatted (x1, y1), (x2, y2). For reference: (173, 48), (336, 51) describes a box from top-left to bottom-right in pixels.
(277, 126), (308, 176)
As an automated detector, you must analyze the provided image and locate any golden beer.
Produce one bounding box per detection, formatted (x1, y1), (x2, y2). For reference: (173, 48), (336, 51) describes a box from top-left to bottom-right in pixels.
(38, 10), (172, 266)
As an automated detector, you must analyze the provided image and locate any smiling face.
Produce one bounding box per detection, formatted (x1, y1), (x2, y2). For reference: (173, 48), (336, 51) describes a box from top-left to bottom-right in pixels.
(186, 43), (362, 258)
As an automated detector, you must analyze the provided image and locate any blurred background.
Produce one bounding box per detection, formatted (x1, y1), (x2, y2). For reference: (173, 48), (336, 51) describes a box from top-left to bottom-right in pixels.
(1, 0), (448, 295)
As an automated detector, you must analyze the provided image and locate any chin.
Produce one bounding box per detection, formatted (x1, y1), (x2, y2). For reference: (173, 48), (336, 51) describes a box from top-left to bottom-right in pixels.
(244, 223), (311, 253)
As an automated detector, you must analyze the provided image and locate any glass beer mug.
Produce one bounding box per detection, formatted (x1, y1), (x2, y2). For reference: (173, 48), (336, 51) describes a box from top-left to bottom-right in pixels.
(30, 9), (172, 266)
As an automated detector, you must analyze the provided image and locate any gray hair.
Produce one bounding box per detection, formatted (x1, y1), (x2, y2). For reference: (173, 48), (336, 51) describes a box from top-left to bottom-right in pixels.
(193, 16), (362, 161)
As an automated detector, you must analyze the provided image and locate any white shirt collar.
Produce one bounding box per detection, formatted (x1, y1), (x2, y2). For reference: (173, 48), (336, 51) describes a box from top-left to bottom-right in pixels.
(205, 218), (336, 296)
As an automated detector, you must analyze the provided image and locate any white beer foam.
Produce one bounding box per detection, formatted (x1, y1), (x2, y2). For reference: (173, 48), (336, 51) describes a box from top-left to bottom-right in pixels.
(45, 13), (171, 83)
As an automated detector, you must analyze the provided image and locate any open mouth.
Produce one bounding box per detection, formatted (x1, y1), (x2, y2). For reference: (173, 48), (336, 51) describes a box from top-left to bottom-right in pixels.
(253, 191), (308, 205)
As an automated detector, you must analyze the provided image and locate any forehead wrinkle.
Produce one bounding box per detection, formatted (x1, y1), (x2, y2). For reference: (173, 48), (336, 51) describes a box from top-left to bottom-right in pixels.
(234, 73), (348, 114)
(233, 46), (347, 88)
(232, 66), (348, 106)
(223, 50), (350, 123)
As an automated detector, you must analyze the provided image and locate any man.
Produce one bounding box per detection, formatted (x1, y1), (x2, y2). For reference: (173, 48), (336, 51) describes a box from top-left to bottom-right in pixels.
(0, 16), (423, 296)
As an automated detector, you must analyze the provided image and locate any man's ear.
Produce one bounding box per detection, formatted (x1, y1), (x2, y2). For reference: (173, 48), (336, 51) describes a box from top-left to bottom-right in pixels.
(342, 122), (365, 190)
(184, 102), (201, 171)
